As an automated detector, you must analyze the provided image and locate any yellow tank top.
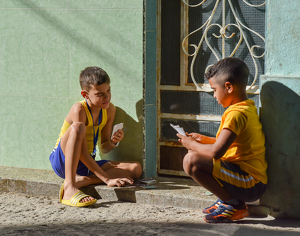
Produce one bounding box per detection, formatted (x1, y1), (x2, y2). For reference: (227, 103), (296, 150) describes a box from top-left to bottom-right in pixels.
(55, 100), (107, 155)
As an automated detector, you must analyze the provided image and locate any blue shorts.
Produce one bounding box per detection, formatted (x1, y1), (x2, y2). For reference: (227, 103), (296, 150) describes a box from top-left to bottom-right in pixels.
(49, 141), (110, 179)
(213, 159), (266, 202)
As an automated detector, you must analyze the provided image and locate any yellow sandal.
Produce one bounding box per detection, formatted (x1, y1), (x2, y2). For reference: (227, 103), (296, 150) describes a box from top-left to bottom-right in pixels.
(59, 183), (97, 207)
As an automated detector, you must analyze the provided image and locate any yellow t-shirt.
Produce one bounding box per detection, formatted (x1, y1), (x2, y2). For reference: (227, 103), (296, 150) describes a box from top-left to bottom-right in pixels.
(214, 99), (267, 184)
(55, 100), (107, 155)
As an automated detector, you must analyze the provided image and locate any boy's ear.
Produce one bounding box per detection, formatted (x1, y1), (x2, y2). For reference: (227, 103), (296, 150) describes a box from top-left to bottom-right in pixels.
(225, 82), (233, 93)
(81, 90), (88, 99)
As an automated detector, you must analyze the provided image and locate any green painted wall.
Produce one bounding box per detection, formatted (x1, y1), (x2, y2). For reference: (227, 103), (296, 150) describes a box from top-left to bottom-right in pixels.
(265, 1), (300, 76)
(0, 1), (143, 169)
(260, 0), (300, 219)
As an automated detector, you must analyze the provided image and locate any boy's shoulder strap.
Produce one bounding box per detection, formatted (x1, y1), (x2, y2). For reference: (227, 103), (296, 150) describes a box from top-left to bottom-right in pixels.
(101, 108), (107, 127)
(78, 100), (93, 126)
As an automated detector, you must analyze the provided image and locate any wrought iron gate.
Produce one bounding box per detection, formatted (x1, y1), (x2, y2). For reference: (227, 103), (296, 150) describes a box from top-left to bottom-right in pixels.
(157, 0), (265, 176)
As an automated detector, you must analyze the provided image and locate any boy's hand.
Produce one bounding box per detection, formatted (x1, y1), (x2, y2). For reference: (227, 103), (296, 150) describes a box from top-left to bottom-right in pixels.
(177, 133), (196, 150)
(188, 132), (216, 144)
(106, 177), (134, 187)
(111, 129), (124, 145)
(188, 132), (206, 143)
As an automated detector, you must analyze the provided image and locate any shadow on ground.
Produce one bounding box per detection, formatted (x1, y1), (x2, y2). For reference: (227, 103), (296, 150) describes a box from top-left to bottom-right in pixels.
(1, 219), (300, 236)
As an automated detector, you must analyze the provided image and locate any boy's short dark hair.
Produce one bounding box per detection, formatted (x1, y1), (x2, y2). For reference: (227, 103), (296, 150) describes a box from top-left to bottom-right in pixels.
(80, 66), (110, 91)
(204, 57), (249, 87)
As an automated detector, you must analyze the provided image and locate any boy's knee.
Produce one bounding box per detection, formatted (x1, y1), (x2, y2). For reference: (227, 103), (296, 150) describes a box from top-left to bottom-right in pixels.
(183, 153), (198, 176)
(132, 162), (142, 179)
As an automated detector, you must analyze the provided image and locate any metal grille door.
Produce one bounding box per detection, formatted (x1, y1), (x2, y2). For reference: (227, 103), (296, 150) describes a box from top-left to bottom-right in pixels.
(157, 0), (265, 176)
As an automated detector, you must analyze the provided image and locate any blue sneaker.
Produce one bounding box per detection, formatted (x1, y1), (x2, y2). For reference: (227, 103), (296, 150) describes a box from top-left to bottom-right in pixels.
(202, 199), (224, 214)
(204, 202), (249, 223)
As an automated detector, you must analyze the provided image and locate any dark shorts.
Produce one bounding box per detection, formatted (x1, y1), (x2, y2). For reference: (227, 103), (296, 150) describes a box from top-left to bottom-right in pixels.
(49, 141), (109, 179)
(213, 159), (267, 202)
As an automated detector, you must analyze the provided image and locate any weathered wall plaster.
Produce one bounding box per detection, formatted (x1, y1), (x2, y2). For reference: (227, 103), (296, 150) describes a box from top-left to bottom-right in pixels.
(260, 0), (300, 219)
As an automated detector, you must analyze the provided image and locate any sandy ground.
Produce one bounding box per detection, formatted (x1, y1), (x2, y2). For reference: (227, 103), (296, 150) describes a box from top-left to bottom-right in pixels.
(0, 192), (300, 236)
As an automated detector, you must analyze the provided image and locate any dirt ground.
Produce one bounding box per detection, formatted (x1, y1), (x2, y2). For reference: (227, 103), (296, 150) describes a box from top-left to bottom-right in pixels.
(0, 192), (300, 236)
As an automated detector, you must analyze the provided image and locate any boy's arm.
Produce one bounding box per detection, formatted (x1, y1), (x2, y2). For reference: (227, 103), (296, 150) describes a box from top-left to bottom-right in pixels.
(188, 133), (216, 144)
(99, 102), (123, 153)
(68, 103), (132, 187)
(178, 128), (237, 160)
(65, 102), (87, 124)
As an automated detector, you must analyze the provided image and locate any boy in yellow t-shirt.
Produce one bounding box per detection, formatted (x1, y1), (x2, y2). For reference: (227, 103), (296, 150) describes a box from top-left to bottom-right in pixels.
(177, 58), (267, 223)
(49, 66), (142, 207)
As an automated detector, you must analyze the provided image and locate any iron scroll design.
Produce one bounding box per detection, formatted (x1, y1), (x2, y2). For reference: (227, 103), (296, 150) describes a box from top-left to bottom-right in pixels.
(182, 0), (266, 92)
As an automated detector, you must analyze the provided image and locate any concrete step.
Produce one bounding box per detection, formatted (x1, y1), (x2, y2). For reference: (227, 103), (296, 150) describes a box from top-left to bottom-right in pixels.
(0, 166), (271, 216)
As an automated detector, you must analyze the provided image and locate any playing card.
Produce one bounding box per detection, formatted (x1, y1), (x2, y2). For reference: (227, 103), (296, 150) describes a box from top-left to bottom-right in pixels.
(111, 123), (124, 139)
(111, 123), (124, 147)
(170, 123), (186, 136)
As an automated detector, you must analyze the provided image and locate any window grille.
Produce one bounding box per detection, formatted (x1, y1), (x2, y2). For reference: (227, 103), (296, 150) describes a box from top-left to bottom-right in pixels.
(157, 0), (265, 176)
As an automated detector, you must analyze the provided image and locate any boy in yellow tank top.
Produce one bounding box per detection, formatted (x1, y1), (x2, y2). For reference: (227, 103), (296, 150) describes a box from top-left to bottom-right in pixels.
(177, 58), (267, 223)
(49, 66), (142, 207)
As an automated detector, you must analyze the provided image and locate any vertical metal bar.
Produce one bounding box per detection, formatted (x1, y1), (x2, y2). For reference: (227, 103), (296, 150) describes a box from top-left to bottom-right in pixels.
(156, 0), (162, 174)
(222, 0), (225, 58)
(181, 0), (189, 86)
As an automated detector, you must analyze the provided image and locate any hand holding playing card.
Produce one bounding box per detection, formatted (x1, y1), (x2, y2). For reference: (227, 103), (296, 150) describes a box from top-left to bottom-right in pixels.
(111, 123), (124, 146)
(177, 132), (195, 150)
